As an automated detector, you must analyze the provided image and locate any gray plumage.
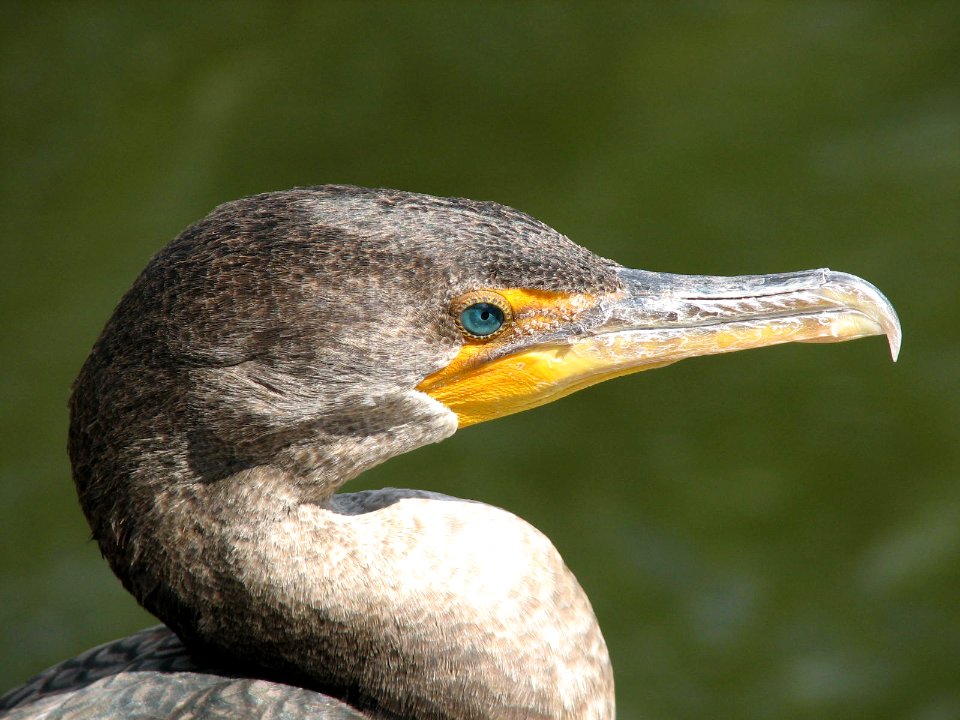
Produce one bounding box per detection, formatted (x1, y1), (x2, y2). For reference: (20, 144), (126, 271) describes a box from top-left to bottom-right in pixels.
(4, 187), (619, 719)
(0, 627), (367, 719)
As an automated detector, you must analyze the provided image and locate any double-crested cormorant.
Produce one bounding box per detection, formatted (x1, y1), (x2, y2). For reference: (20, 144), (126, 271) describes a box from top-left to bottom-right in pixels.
(0, 186), (900, 719)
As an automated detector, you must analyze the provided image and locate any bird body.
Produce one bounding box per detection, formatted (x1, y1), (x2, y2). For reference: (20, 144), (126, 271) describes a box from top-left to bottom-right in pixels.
(0, 626), (369, 719)
(1, 186), (900, 719)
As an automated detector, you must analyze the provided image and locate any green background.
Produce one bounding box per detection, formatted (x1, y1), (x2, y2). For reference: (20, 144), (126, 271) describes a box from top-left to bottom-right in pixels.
(2, 3), (957, 719)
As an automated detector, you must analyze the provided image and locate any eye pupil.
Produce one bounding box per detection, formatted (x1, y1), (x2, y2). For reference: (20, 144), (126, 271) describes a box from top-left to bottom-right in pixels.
(459, 302), (505, 338)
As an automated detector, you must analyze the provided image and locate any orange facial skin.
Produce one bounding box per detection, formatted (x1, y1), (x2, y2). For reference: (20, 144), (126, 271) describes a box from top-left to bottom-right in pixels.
(417, 289), (604, 427)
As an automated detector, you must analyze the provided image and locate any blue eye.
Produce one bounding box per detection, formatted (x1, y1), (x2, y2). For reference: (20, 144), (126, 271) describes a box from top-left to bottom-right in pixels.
(454, 293), (512, 339)
(460, 303), (505, 337)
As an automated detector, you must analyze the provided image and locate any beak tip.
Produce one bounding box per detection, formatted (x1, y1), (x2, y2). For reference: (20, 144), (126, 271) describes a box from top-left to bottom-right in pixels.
(824, 270), (901, 364)
(888, 329), (902, 362)
(877, 296), (902, 363)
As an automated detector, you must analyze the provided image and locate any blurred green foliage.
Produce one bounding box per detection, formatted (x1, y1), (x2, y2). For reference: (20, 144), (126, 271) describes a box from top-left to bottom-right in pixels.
(1, 3), (958, 718)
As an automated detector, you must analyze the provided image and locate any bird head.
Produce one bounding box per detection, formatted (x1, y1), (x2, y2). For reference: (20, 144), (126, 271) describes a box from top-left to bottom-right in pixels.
(69, 184), (900, 575)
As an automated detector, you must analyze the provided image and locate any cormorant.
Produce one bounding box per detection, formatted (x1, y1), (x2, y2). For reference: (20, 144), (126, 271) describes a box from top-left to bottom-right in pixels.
(0, 186), (900, 719)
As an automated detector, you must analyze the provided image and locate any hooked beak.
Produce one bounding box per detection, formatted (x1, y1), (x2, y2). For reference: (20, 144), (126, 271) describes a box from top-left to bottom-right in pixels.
(594, 266), (901, 365)
(417, 267), (901, 428)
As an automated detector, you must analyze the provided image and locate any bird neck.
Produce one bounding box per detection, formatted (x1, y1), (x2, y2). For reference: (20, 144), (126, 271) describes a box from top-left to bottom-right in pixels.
(72, 373), (615, 717)
(69, 344), (614, 717)
(136, 466), (615, 719)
